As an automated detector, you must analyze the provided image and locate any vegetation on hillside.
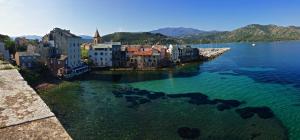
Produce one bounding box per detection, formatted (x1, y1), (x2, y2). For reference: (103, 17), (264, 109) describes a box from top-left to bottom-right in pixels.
(102, 32), (181, 45)
(182, 24), (300, 44)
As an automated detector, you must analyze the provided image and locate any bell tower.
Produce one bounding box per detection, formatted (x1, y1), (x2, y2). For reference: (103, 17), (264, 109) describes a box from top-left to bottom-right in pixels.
(93, 29), (102, 44)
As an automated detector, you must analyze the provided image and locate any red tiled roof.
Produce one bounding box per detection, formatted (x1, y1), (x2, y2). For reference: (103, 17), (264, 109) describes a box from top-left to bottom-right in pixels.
(133, 50), (153, 56)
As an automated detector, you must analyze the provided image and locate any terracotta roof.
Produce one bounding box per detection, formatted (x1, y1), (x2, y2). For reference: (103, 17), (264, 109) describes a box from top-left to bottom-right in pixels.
(126, 47), (139, 52)
(133, 50), (153, 56)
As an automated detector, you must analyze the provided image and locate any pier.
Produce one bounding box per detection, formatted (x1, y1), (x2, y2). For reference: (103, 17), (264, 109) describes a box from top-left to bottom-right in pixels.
(198, 48), (231, 60)
(0, 60), (71, 140)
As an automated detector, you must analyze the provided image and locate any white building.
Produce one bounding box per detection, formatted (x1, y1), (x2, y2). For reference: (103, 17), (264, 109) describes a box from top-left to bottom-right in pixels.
(167, 44), (180, 63)
(47, 28), (82, 69)
(0, 42), (10, 61)
(89, 43), (114, 67)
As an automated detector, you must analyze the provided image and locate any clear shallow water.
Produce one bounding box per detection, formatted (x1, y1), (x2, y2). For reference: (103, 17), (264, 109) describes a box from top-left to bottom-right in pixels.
(40, 41), (300, 140)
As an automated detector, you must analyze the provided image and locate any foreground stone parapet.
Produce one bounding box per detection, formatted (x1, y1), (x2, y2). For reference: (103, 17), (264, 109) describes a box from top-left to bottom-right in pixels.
(0, 68), (71, 139)
(0, 117), (71, 140)
(198, 48), (230, 60)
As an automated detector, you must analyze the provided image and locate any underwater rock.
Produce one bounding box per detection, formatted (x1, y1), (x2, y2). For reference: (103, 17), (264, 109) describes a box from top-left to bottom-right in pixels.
(216, 103), (231, 111)
(139, 98), (151, 104)
(235, 107), (274, 119)
(177, 127), (200, 139)
(147, 92), (165, 100)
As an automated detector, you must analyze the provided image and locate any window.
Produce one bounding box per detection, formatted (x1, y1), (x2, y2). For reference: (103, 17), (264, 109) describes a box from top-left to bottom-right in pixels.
(94, 52), (98, 55)
(100, 52), (103, 55)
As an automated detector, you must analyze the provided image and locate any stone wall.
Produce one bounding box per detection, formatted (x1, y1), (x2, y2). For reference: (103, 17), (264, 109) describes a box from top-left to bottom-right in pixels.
(0, 62), (71, 139)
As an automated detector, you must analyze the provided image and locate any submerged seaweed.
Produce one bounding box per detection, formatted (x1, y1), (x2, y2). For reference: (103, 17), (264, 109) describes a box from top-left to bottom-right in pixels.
(236, 107), (274, 119)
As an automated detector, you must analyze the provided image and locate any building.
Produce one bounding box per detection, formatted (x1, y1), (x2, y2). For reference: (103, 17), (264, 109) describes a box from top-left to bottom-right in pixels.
(88, 30), (122, 68)
(36, 41), (57, 64)
(178, 45), (199, 62)
(126, 46), (161, 69)
(15, 52), (40, 68)
(26, 44), (37, 54)
(89, 42), (121, 68)
(167, 44), (180, 63)
(0, 42), (10, 61)
(45, 28), (82, 69)
(93, 29), (102, 44)
(40, 28), (89, 78)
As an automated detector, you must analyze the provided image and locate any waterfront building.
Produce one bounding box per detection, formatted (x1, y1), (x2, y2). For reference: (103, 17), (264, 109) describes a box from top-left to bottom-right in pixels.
(46, 28), (82, 69)
(0, 42), (10, 61)
(127, 46), (161, 69)
(167, 44), (180, 63)
(178, 45), (199, 62)
(15, 52), (40, 68)
(89, 42), (121, 68)
(89, 30), (122, 68)
(42, 28), (88, 77)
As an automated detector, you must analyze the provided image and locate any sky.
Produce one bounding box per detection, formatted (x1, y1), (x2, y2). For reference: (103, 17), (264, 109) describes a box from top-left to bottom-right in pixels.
(1, 0), (300, 36)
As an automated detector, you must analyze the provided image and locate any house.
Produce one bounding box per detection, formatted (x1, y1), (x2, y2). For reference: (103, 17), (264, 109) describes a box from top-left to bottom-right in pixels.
(45, 28), (82, 69)
(0, 42), (10, 61)
(36, 40), (58, 64)
(127, 46), (161, 69)
(89, 42), (122, 68)
(42, 28), (89, 77)
(178, 45), (199, 62)
(167, 44), (180, 63)
(15, 52), (40, 68)
(89, 43), (113, 67)
(88, 30), (122, 68)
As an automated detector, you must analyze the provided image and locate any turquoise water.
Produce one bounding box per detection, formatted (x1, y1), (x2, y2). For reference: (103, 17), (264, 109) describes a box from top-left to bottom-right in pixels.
(40, 41), (300, 140)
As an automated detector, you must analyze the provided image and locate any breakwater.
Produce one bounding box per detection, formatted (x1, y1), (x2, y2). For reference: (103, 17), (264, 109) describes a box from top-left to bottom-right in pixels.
(198, 48), (230, 60)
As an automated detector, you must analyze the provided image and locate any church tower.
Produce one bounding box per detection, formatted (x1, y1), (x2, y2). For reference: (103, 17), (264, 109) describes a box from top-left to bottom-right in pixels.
(93, 29), (102, 44)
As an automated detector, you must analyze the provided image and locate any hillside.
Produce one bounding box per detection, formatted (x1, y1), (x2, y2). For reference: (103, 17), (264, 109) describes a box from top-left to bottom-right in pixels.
(150, 27), (206, 37)
(102, 32), (180, 45)
(183, 24), (300, 43)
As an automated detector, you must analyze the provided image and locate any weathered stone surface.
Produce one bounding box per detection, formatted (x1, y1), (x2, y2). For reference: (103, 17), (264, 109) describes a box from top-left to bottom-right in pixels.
(0, 117), (71, 140)
(0, 67), (71, 139)
(0, 69), (54, 128)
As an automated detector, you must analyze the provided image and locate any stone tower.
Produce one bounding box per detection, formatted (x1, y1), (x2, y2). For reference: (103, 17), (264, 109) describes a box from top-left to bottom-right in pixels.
(93, 29), (102, 44)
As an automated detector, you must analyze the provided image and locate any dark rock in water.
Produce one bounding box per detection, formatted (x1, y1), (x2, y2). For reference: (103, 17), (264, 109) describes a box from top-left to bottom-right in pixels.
(251, 132), (261, 140)
(254, 107), (274, 119)
(147, 92), (165, 100)
(236, 108), (255, 119)
(236, 107), (274, 119)
(217, 103), (231, 111)
(137, 89), (151, 95)
(214, 99), (243, 107)
(177, 127), (200, 139)
(139, 98), (151, 104)
(168, 92), (208, 99)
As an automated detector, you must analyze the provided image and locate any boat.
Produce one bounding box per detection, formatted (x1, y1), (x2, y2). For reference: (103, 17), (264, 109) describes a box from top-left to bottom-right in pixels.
(252, 43), (256, 47)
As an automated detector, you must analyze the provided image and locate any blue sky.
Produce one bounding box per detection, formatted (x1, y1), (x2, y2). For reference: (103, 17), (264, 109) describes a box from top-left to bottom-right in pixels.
(1, 0), (300, 36)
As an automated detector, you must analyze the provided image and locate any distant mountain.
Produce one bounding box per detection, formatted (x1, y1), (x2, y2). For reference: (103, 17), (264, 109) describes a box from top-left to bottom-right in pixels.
(12, 35), (42, 40)
(182, 24), (300, 44)
(79, 35), (93, 40)
(150, 27), (207, 37)
(102, 32), (180, 45)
